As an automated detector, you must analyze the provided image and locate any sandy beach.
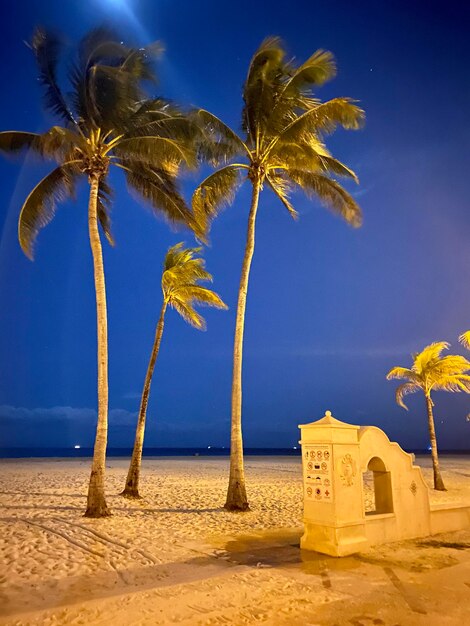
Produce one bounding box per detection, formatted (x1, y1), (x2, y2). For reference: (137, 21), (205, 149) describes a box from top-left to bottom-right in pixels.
(0, 455), (469, 625)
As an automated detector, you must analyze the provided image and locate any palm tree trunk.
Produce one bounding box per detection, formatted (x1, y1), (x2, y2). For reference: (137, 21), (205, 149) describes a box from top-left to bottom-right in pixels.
(85, 174), (111, 518)
(121, 301), (167, 498)
(425, 395), (446, 491)
(225, 178), (261, 511)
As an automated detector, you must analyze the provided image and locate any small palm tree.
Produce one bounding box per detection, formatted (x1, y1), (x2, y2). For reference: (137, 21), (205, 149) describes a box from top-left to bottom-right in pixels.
(0, 27), (198, 517)
(122, 243), (227, 498)
(459, 331), (470, 350)
(387, 342), (470, 491)
(192, 38), (364, 510)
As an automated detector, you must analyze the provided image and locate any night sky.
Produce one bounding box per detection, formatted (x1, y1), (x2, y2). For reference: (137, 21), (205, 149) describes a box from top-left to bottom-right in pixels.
(1, 0), (469, 450)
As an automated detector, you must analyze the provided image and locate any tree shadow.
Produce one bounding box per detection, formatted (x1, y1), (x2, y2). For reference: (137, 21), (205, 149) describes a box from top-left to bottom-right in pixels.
(0, 552), (236, 618)
(0, 504), (82, 511)
(0, 491), (85, 498)
(138, 507), (225, 514)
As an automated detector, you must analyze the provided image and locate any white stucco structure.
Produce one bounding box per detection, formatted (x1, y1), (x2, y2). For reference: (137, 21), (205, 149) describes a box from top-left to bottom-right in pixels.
(299, 411), (470, 557)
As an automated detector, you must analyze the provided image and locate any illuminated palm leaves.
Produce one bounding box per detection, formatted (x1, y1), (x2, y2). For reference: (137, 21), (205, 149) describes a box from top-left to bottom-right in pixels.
(459, 331), (470, 350)
(162, 243), (227, 330)
(387, 342), (470, 409)
(192, 166), (246, 230)
(0, 27), (197, 259)
(17, 163), (79, 259)
(193, 37), (364, 235)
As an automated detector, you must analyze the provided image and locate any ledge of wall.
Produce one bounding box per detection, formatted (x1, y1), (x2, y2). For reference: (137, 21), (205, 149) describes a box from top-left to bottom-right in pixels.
(364, 503), (470, 546)
(429, 503), (470, 535)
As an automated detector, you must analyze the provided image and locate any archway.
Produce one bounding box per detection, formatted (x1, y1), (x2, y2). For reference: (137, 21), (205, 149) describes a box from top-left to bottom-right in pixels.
(364, 456), (393, 515)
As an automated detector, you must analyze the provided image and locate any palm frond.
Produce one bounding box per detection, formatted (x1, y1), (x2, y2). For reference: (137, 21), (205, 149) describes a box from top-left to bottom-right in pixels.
(0, 127), (82, 162)
(395, 383), (420, 410)
(275, 98), (365, 146)
(78, 25), (124, 66)
(170, 298), (206, 330)
(87, 64), (148, 130)
(164, 242), (193, 270)
(164, 266), (209, 287)
(70, 27), (160, 130)
(193, 109), (249, 164)
(73, 27), (128, 126)
(173, 285), (227, 310)
(18, 162), (79, 259)
(119, 162), (194, 228)
(287, 169), (362, 227)
(388, 343), (470, 406)
(459, 331), (470, 350)
(269, 142), (358, 183)
(162, 244), (227, 330)
(192, 165), (246, 234)
(41, 124), (82, 151)
(434, 354), (470, 371)
(87, 65), (136, 129)
(386, 366), (419, 382)
(267, 50), (337, 129)
(31, 27), (77, 127)
(122, 98), (176, 130)
(266, 172), (297, 219)
(428, 355), (470, 392)
(113, 136), (196, 168)
(123, 113), (197, 143)
(283, 50), (337, 96)
(242, 37), (287, 142)
(0, 131), (42, 154)
(268, 138), (330, 171)
(164, 262), (212, 286)
(163, 245), (212, 285)
(120, 41), (162, 83)
(412, 342), (450, 374)
(316, 155), (359, 182)
(433, 375), (470, 393)
(164, 242), (201, 270)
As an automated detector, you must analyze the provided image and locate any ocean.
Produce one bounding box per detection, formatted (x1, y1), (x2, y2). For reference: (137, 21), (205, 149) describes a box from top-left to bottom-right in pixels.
(1, 447), (468, 459)
(0, 447), (302, 459)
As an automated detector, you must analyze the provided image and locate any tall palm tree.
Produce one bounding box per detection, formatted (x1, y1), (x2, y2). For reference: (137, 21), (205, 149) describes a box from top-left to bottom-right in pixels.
(192, 38), (364, 510)
(459, 331), (470, 350)
(122, 243), (227, 498)
(0, 27), (198, 517)
(387, 342), (470, 491)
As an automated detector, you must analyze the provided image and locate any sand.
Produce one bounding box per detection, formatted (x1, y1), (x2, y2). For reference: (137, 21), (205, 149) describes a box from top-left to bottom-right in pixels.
(0, 455), (469, 625)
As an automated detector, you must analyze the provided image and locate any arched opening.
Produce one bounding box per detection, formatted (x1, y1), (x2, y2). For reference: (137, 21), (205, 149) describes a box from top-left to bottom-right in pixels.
(364, 456), (393, 515)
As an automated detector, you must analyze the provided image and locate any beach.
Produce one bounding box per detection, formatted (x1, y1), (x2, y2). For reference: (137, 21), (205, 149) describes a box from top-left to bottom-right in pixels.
(0, 455), (469, 625)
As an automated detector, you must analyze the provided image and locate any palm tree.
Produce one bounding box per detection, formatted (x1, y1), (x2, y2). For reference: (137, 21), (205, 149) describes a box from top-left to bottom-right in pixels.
(386, 342), (470, 491)
(192, 38), (364, 510)
(122, 243), (227, 498)
(0, 27), (198, 517)
(459, 331), (470, 350)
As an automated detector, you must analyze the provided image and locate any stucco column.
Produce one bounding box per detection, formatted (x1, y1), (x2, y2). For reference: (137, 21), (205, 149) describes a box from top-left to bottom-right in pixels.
(299, 410), (368, 556)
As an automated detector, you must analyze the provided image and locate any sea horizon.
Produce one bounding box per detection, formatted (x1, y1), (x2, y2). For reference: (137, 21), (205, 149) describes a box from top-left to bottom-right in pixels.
(1, 446), (469, 459)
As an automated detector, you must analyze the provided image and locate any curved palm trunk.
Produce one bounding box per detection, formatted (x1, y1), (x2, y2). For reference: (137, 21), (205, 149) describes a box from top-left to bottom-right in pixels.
(85, 174), (111, 517)
(225, 178), (261, 511)
(121, 301), (167, 498)
(425, 395), (446, 491)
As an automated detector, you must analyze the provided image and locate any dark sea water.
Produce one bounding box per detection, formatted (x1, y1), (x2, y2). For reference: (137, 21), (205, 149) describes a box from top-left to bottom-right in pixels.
(0, 447), (468, 459)
(0, 447), (302, 459)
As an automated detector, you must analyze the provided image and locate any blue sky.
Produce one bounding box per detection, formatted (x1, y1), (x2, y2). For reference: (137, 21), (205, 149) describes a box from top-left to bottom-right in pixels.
(1, 0), (470, 449)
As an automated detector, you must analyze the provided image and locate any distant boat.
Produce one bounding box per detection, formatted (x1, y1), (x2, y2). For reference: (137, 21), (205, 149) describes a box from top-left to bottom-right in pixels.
(74, 445), (81, 449)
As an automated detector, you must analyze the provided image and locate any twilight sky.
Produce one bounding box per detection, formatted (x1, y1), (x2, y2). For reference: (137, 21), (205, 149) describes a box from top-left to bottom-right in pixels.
(1, 0), (470, 450)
